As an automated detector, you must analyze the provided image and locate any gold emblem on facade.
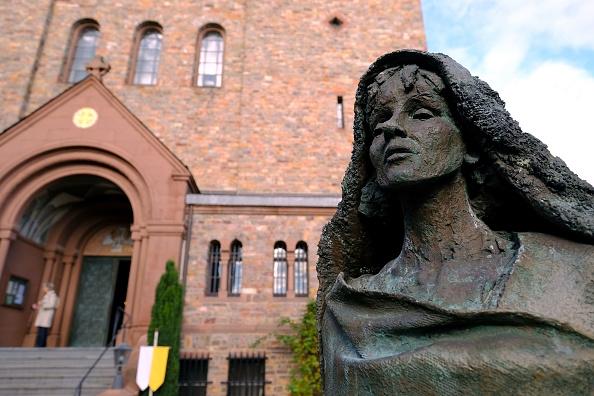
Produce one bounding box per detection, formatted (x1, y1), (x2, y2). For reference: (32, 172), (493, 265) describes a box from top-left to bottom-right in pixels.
(72, 107), (98, 129)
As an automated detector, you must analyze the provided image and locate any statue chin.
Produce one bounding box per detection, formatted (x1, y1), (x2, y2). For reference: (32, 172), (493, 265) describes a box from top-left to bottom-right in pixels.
(376, 167), (463, 192)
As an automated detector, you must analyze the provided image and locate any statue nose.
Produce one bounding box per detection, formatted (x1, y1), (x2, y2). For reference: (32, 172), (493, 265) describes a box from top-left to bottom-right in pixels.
(378, 120), (407, 139)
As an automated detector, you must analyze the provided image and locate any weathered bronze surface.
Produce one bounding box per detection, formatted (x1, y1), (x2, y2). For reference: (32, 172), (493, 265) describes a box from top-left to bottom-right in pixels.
(317, 50), (594, 395)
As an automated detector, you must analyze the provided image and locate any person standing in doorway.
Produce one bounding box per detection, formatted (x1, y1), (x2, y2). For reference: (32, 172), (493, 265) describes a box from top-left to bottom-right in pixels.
(32, 283), (59, 347)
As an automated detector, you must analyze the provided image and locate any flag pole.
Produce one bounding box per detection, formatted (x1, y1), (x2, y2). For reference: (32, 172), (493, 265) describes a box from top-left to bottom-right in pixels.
(148, 329), (159, 396)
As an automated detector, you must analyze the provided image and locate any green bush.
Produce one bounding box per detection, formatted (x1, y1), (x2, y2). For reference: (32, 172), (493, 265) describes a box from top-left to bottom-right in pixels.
(277, 301), (322, 396)
(145, 260), (183, 396)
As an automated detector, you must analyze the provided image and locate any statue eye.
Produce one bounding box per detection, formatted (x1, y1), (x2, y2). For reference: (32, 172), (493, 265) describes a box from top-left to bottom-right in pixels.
(374, 109), (392, 125)
(412, 108), (434, 120)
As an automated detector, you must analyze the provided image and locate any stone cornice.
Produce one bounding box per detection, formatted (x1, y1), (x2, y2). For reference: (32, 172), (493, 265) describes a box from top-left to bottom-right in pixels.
(186, 193), (340, 208)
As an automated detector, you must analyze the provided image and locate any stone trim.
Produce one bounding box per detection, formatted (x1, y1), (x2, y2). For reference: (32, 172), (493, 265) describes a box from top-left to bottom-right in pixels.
(186, 193), (340, 208)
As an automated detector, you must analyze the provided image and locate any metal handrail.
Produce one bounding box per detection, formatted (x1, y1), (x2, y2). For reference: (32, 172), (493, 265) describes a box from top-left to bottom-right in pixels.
(74, 307), (131, 396)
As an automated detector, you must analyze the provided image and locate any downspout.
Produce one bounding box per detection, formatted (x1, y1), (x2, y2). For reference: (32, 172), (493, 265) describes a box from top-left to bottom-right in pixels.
(180, 200), (193, 292)
(19, 0), (56, 119)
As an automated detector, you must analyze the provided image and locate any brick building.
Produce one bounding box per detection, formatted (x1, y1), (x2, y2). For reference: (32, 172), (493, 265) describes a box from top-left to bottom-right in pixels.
(0, 0), (425, 394)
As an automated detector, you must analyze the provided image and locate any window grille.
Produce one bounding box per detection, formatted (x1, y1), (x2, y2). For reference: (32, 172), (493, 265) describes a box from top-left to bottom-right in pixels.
(228, 240), (243, 296)
(272, 242), (287, 296)
(68, 24), (100, 83)
(179, 353), (210, 396)
(225, 352), (267, 396)
(294, 242), (308, 296)
(206, 241), (221, 295)
(132, 25), (163, 85)
(336, 96), (345, 128)
(197, 30), (224, 87)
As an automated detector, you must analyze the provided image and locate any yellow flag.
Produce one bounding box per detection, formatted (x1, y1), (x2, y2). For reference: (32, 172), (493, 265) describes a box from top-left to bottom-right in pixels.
(148, 346), (170, 391)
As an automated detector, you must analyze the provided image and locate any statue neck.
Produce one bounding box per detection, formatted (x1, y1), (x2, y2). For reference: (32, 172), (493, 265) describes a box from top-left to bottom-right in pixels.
(399, 172), (495, 264)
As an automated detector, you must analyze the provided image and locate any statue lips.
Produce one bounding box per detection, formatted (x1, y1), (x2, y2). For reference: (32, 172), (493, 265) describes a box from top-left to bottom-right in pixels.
(384, 143), (417, 163)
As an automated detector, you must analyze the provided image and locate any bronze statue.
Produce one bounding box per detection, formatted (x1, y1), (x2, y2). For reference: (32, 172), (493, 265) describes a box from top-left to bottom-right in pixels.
(317, 50), (594, 395)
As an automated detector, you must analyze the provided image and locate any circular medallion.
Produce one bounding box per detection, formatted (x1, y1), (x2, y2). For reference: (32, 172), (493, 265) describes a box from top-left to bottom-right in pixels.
(72, 107), (98, 129)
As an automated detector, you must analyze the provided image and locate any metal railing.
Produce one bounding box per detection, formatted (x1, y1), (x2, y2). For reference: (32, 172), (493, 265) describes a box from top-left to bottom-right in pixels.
(74, 307), (130, 396)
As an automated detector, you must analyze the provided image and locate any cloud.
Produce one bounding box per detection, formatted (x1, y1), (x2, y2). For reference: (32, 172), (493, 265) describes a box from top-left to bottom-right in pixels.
(434, 0), (594, 49)
(423, 0), (594, 183)
(481, 0), (594, 51)
(498, 61), (594, 184)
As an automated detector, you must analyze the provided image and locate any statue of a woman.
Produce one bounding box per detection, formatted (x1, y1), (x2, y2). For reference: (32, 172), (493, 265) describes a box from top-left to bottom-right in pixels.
(317, 50), (594, 395)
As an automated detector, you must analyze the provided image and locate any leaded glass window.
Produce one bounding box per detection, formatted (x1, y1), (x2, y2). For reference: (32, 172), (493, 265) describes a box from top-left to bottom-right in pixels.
(295, 242), (308, 296)
(272, 242), (287, 296)
(205, 241), (221, 295)
(228, 240), (242, 296)
(68, 24), (100, 83)
(132, 27), (162, 85)
(197, 30), (224, 87)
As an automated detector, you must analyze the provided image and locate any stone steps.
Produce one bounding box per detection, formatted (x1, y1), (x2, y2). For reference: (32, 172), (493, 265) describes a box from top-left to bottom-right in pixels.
(0, 347), (115, 396)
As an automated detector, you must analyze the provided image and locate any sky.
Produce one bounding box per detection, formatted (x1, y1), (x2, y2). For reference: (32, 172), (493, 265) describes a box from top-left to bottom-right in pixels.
(421, 0), (594, 184)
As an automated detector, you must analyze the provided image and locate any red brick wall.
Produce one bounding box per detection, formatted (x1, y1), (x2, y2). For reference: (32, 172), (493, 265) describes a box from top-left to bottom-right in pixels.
(0, 0), (51, 128)
(2, 0), (425, 194)
(0, 237), (45, 346)
(182, 208), (330, 395)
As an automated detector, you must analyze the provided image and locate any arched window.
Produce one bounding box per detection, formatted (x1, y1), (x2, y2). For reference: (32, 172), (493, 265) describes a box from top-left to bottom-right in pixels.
(196, 27), (224, 87)
(228, 240), (243, 296)
(205, 240), (221, 295)
(272, 242), (288, 296)
(65, 20), (100, 83)
(130, 23), (163, 85)
(295, 242), (308, 296)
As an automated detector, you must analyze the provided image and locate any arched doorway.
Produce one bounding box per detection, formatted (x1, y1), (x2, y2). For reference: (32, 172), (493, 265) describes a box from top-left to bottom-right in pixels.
(1, 175), (135, 346)
(0, 77), (197, 348)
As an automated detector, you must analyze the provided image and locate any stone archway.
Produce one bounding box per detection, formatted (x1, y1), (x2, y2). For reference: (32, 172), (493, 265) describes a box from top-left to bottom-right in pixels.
(4, 175), (134, 346)
(0, 147), (190, 347)
(0, 146), (147, 345)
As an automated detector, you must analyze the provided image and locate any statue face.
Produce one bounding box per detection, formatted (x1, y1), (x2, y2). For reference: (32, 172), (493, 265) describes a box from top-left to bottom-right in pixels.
(368, 70), (465, 189)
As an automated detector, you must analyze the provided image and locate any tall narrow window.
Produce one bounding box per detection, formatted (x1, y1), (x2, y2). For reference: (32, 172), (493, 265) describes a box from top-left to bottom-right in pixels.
(228, 240), (242, 296)
(295, 242), (308, 296)
(272, 242), (288, 296)
(197, 28), (224, 87)
(66, 21), (100, 83)
(226, 353), (266, 396)
(131, 23), (163, 85)
(336, 96), (345, 128)
(205, 241), (221, 295)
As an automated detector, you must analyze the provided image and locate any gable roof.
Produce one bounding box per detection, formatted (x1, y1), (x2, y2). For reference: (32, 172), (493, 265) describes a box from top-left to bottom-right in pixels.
(1, 75), (199, 193)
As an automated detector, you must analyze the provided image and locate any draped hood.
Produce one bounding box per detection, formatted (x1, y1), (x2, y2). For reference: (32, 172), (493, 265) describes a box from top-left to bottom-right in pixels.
(317, 49), (594, 371)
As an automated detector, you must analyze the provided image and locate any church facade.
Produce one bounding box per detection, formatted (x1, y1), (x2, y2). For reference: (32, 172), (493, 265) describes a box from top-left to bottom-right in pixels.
(0, 1), (425, 393)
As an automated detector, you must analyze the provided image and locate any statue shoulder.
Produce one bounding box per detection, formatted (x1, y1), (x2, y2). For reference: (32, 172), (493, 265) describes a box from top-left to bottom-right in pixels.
(515, 232), (594, 267)
(500, 232), (594, 337)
